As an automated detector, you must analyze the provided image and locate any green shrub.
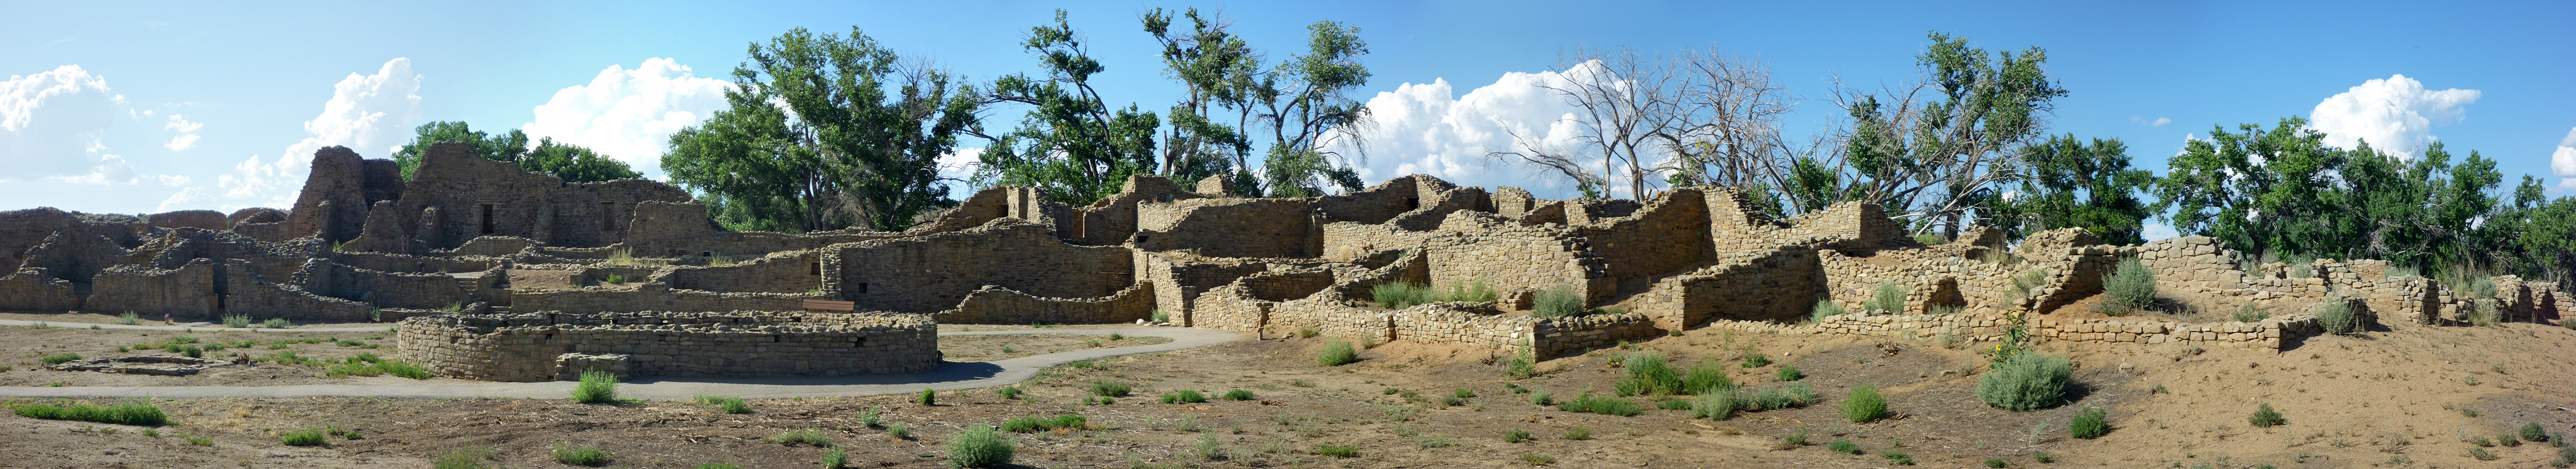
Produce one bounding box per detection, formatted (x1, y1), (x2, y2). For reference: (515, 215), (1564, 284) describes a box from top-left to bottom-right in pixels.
(1868, 283), (1908, 314)
(1977, 353), (2074, 411)
(1222, 389), (1255, 401)
(223, 314), (251, 328)
(821, 447), (850, 469)
(1615, 352), (1682, 396)
(2232, 303), (2269, 322)
(572, 371), (618, 404)
(1828, 439), (1861, 455)
(1986, 459), (2009, 468)
(1533, 285), (1587, 317)
(1372, 281), (1427, 309)
(2471, 448), (2500, 460)
(1777, 365), (1803, 382)
(917, 388), (938, 405)
(261, 318), (292, 329)
(1746, 387), (1801, 411)
(945, 426), (1013, 468)
(1161, 389), (1208, 404)
(2033, 452), (2054, 463)
(432, 446), (499, 469)
(116, 312), (141, 325)
(1915, 233), (1947, 245)
(1811, 299), (1848, 323)
(1528, 389), (1553, 406)
(857, 406), (884, 427)
(996, 386), (1022, 400)
(1149, 309), (1171, 323)
(377, 360), (432, 379)
(1090, 380), (1132, 397)
(2316, 299), (2360, 335)
(1316, 444), (1358, 457)
(1690, 389), (1737, 420)
(1503, 429), (1531, 442)
(768, 428), (834, 446)
(2524, 422), (2549, 442)
(552, 444), (610, 466)
(1883, 450), (1914, 465)
(1504, 355), (1537, 378)
(887, 423), (912, 439)
(39, 353), (79, 365)
(1562, 427), (1591, 440)
(1453, 388), (1477, 398)
(280, 428), (329, 446)
(1318, 340), (1358, 366)
(1842, 384), (1886, 423)
(2069, 407), (2109, 439)
(2248, 402), (2286, 427)
(1684, 358), (1735, 394)
(1740, 349), (1772, 368)
(1780, 430), (1808, 446)
(1557, 392), (1642, 416)
(10, 401), (167, 426)
(2101, 258), (2156, 314)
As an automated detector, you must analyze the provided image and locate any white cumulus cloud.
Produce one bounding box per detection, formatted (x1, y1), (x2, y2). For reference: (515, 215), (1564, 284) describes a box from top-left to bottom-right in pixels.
(1325, 64), (1603, 199)
(2308, 74), (2479, 159)
(0, 64), (127, 182)
(520, 58), (734, 178)
(220, 57), (421, 205)
(2550, 127), (2576, 189)
(162, 113), (202, 151)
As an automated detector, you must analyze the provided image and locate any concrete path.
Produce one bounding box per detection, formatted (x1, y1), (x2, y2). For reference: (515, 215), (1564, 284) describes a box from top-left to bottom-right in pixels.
(0, 319), (394, 333)
(0, 327), (1247, 401)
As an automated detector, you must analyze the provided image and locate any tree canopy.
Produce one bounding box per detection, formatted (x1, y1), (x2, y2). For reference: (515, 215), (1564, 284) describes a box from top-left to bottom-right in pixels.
(392, 121), (640, 183)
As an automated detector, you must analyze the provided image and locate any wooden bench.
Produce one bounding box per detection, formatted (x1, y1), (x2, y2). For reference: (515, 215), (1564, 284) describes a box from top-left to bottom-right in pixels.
(801, 299), (855, 312)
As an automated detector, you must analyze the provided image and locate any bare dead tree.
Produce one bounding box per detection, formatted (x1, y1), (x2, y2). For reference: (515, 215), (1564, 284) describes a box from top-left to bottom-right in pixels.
(1488, 47), (1689, 199)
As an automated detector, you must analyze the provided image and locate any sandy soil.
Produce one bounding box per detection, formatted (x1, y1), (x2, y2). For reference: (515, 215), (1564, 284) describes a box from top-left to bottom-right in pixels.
(2, 315), (2571, 468)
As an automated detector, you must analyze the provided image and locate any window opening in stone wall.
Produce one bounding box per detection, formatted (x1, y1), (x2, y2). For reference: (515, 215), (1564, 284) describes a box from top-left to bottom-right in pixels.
(1407, 197), (1419, 210)
(599, 201), (615, 230)
(479, 204), (495, 235)
(809, 262), (822, 276)
(1135, 235), (1150, 244)
(700, 251), (713, 258)
(857, 283), (868, 294)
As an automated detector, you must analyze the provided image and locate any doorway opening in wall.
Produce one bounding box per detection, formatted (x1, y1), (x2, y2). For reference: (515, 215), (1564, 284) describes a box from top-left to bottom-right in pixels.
(809, 263), (822, 276)
(1406, 197), (1419, 210)
(857, 283), (868, 294)
(479, 204), (495, 235)
(599, 201), (616, 230)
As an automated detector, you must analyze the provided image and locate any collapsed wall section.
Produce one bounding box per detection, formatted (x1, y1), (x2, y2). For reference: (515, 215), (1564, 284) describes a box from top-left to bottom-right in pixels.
(512, 284), (807, 313)
(398, 310), (937, 382)
(938, 283), (1154, 324)
(1134, 198), (1318, 258)
(1626, 246), (1824, 329)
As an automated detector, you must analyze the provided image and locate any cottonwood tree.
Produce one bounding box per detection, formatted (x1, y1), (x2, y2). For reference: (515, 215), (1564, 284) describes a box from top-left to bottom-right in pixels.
(1986, 134), (2153, 244)
(393, 122), (640, 183)
(978, 10), (1163, 206)
(1145, 7), (1263, 195)
(662, 26), (981, 233)
(1251, 20), (1373, 197)
(1489, 48), (1684, 200)
(1830, 32), (2066, 238)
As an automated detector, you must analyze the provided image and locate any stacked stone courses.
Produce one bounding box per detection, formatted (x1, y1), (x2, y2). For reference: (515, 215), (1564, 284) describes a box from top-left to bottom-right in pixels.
(3, 141), (2570, 382)
(399, 311), (936, 382)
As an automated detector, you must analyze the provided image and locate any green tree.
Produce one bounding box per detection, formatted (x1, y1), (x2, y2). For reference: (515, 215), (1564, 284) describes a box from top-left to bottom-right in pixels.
(1990, 134), (2153, 244)
(977, 10), (1162, 206)
(1145, 7), (1264, 195)
(663, 26), (981, 233)
(1841, 31), (2067, 238)
(2154, 117), (2341, 259)
(1253, 20), (1373, 197)
(393, 122), (640, 183)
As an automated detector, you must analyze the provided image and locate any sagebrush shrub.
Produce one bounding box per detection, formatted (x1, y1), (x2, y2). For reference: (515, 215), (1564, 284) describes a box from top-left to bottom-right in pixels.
(1683, 358), (1734, 394)
(1557, 393), (1642, 416)
(1811, 299), (1847, 323)
(2524, 422), (2549, 442)
(1842, 384), (1886, 423)
(1090, 380), (1132, 397)
(2316, 300), (2360, 335)
(1690, 389), (1737, 420)
(1868, 283), (1908, 314)
(552, 444), (610, 466)
(1318, 340), (1358, 366)
(280, 428), (328, 446)
(767, 429), (833, 446)
(2249, 402), (2286, 427)
(917, 388), (937, 405)
(571, 371), (618, 404)
(2101, 258), (2156, 314)
(1828, 439), (1861, 455)
(2069, 407), (2109, 439)
(946, 426), (1014, 468)
(1977, 353), (2074, 411)
(1533, 285), (1586, 317)
(1221, 389), (1254, 401)
(1615, 353), (1682, 396)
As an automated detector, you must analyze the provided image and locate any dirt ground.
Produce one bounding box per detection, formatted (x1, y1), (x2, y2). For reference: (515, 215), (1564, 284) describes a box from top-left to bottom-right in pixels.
(3, 316), (2573, 468)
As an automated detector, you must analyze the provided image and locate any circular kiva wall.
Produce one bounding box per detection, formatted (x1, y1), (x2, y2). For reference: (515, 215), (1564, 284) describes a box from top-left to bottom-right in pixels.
(398, 310), (938, 382)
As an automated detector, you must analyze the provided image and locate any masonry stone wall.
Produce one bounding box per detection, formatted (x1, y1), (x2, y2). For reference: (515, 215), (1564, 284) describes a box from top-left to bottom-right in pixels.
(1703, 309), (2322, 351)
(664, 250), (824, 294)
(86, 262), (217, 318)
(0, 268), (81, 310)
(221, 259), (373, 322)
(1134, 198), (1318, 258)
(1626, 246), (1824, 329)
(1420, 226), (1609, 303)
(389, 142), (691, 250)
(1576, 188), (1714, 284)
(512, 284), (808, 313)
(832, 219), (1133, 314)
(398, 310), (938, 382)
(938, 283), (1154, 324)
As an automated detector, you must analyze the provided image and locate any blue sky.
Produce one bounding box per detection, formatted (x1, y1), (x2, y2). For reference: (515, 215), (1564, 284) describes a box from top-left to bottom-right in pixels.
(5, 0), (2571, 237)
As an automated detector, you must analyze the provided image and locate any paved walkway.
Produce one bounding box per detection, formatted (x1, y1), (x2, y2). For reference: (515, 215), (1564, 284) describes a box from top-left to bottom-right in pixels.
(0, 327), (1247, 401)
(0, 319), (393, 333)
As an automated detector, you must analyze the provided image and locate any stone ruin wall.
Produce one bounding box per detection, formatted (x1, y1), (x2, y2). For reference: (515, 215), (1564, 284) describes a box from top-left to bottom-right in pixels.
(511, 284), (807, 314)
(398, 310), (937, 382)
(937, 283), (1156, 325)
(830, 219), (1132, 314)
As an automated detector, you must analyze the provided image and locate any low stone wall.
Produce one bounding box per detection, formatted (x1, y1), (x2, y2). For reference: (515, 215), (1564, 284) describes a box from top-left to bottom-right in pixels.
(0, 268), (80, 310)
(86, 262), (217, 318)
(1701, 309), (2323, 351)
(937, 283), (1154, 324)
(511, 284), (808, 313)
(1532, 313), (1664, 358)
(397, 310), (938, 382)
